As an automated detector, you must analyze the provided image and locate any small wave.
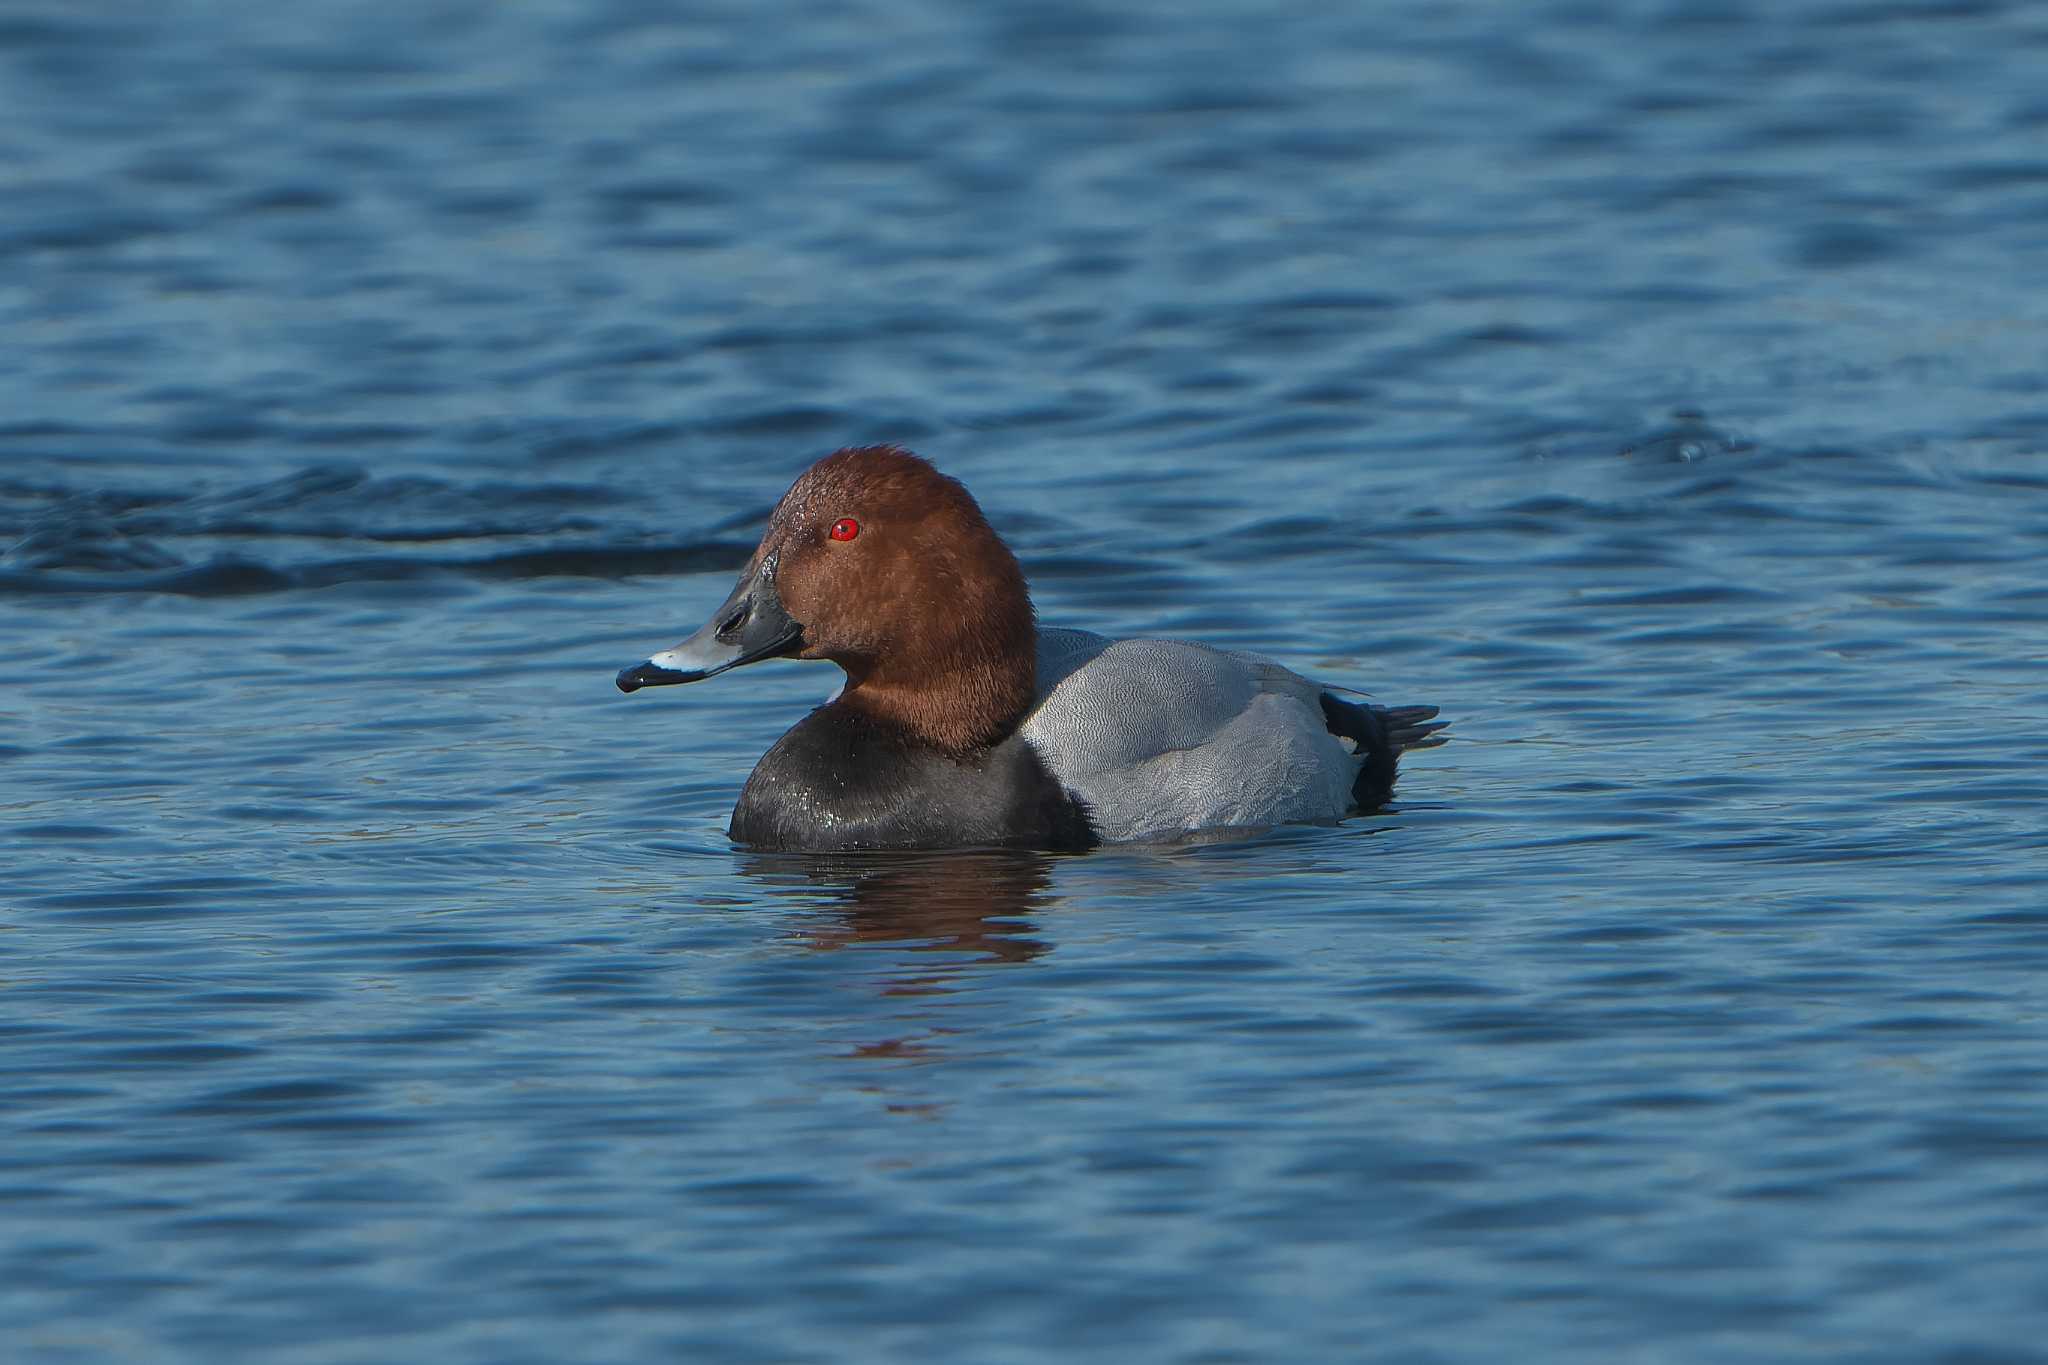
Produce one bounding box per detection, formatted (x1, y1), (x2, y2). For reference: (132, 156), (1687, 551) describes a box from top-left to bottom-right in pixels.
(0, 462), (754, 596)
(1612, 412), (1755, 465)
(0, 543), (754, 598)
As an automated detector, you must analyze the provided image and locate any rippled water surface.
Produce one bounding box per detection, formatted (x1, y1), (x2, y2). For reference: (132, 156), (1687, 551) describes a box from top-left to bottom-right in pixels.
(6, 1), (2048, 1360)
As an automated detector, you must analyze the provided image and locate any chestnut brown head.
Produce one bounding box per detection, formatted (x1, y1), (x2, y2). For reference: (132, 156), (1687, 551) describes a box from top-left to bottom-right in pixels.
(617, 446), (1039, 753)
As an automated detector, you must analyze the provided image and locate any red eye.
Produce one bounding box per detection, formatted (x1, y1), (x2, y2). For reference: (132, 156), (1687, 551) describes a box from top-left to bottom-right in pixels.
(829, 517), (860, 542)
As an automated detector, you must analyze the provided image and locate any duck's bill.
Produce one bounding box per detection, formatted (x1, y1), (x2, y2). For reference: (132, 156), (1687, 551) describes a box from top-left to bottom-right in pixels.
(616, 556), (804, 693)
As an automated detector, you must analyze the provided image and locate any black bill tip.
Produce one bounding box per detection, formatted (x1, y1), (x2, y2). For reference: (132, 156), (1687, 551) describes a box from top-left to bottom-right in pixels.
(616, 661), (697, 693)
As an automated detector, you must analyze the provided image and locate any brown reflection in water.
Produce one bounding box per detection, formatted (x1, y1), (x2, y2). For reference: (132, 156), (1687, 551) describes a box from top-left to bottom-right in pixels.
(737, 848), (1059, 993)
(736, 852), (1062, 1106)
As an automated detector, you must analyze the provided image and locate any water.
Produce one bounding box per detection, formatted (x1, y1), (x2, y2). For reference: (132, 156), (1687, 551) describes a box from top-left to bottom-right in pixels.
(5, 0), (2048, 1359)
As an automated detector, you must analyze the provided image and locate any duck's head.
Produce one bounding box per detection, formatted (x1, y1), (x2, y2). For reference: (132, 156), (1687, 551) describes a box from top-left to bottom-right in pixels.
(617, 445), (1038, 752)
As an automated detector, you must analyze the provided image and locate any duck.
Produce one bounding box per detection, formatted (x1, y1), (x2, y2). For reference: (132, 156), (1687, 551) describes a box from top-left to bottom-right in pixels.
(616, 445), (1445, 851)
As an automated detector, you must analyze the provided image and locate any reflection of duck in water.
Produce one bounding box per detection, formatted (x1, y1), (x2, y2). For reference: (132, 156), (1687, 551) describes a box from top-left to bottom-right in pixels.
(619, 445), (1445, 851)
(738, 848), (1057, 979)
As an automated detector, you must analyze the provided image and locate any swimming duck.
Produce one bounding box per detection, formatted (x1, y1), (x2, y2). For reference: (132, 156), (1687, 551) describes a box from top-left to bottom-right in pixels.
(617, 446), (1444, 851)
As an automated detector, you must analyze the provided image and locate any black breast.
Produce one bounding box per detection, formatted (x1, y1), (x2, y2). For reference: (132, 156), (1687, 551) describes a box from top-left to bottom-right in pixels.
(728, 705), (1098, 852)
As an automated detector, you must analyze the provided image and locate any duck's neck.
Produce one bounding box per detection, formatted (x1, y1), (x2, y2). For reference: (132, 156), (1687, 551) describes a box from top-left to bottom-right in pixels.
(835, 646), (1037, 756)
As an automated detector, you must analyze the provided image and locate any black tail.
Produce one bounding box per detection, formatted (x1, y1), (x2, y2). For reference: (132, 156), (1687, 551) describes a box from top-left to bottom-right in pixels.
(1317, 694), (1448, 812)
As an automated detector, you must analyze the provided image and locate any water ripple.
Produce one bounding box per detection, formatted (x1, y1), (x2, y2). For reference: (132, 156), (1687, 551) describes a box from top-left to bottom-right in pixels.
(4, 0), (2048, 1359)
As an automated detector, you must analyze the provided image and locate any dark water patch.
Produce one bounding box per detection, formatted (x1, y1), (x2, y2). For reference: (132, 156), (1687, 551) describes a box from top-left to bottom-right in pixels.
(10, 822), (125, 841)
(95, 1044), (262, 1067)
(1, 206), (175, 253)
(236, 183), (347, 215)
(5, 464), (629, 541)
(1812, 0), (2011, 26)
(3, 532), (754, 596)
(1577, 583), (1785, 608)
(379, 941), (547, 973)
(1789, 223), (1911, 268)
(1548, 922), (1682, 945)
(215, 804), (347, 824)
(347, 1027), (496, 1050)
(27, 892), (215, 923)
(1910, 1119), (2048, 1160)
(1356, 977), (1508, 1001)
(171, 1080), (368, 1115)
(1938, 159), (2048, 191)
(430, 186), (543, 221)
(591, 176), (731, 213)
(251, 1112), (420, 1135)
(1965, 463), (2048, 492)
(179, 991), (334, 1010)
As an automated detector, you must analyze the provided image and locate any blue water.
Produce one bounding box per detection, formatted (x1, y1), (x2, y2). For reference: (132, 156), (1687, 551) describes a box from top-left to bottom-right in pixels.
(6, 1), (2048, 1360)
